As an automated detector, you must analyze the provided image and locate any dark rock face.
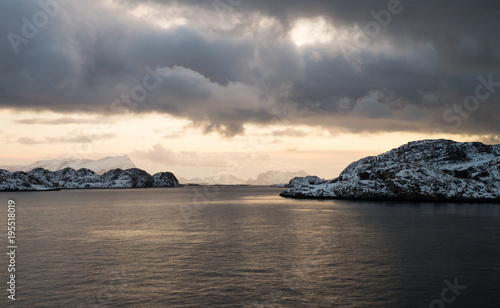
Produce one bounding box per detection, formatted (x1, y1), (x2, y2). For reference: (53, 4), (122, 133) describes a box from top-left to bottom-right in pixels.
(280, 139), (500, 202)
(0, 168), (180, 191)
(153, 172), (180, 187)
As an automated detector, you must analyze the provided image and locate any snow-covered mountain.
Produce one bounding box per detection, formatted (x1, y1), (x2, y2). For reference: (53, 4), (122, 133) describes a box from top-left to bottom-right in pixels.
(246, 170), (309, 185)
(178, 170), (309, 185)
(178, 177), (207, 184)
(281, 139), (500, 202)
(0, 155), (136, 174)
(179, 173), (246, 185)
(0, 168), (180, 191)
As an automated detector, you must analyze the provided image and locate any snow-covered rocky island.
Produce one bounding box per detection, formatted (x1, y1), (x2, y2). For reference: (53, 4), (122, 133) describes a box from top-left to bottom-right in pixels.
(0, 168), (180, 191)
(280, 139), (500, 202)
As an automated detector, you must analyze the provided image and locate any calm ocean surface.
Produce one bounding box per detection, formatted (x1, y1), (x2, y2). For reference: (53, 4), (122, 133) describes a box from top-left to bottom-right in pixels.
(1, 186), (500, 307)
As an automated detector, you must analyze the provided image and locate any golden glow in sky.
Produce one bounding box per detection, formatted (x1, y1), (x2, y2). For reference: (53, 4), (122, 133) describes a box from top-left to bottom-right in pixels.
(0, 109), (478, 180)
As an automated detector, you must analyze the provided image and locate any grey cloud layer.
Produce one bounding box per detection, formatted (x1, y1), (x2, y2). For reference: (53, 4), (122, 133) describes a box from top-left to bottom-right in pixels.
(1, 0), (500, 136)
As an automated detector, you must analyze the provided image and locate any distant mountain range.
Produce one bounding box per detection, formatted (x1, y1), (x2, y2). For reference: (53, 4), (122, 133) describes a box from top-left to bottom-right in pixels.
(0, 155), (135, 174)
(179, 173), (246, 185)
(179, 170), (309, 185)
(0, 156), (309, 187)
(246, 170), (309, 185)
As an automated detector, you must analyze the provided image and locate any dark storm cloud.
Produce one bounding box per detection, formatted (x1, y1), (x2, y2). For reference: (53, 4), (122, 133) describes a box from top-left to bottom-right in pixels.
(1, 0), (500, 136)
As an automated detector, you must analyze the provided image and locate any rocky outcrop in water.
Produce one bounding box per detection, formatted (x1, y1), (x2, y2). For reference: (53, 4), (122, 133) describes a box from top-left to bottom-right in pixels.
(280, 139), (500, 202)
(0, 168), (180, 191)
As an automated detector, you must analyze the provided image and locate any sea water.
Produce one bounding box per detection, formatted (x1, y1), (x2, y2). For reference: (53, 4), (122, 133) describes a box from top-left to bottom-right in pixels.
(1, 186), (499, 307)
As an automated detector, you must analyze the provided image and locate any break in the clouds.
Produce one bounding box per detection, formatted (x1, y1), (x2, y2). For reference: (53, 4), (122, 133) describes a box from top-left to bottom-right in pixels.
(1, 0), (500, 137)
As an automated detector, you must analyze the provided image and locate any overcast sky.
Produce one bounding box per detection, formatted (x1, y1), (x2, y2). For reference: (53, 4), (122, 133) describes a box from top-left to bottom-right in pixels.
(1, 0), (499, 179)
